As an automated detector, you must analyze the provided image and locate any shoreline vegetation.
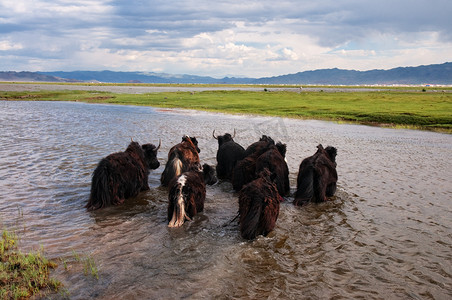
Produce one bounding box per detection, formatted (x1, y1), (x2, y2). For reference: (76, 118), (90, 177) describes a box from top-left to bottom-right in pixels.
(1, 223), (98, 299)
(0, 229), (60, 299)
(1, 83), (451, 133)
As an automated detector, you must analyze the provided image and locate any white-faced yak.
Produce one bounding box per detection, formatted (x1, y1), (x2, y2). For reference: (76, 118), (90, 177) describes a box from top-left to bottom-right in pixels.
(160, 135), (201, 187)
(293, 144), (338, 206)
(238, 169), (281, 240)
(213, 129), (245, 181)
(167, 164), (217, 227)
(86, 140), (161, 211)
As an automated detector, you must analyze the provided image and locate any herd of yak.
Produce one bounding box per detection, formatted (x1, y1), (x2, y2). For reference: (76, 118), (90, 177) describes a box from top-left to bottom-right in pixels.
(85, 131), (338, 240)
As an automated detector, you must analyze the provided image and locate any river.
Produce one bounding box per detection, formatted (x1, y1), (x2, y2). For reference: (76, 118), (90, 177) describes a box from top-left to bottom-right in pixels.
(0, 100), (451, 299)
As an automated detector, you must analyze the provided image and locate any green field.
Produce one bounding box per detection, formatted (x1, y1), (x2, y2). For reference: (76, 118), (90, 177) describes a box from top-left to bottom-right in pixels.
(1, 88), (451, 132)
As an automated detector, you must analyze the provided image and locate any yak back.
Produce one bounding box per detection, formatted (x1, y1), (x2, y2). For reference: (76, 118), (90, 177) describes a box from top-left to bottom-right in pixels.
(161, 137), (201, 187)
(216, 139), (245, 180)
(87, 141), (149, 210)
(239, 169), (280, 240)
(243, 135), (275, 157)
(255, 144), (290, 196)
(167, 170), (207, 226)
(294, 144), (337, 205)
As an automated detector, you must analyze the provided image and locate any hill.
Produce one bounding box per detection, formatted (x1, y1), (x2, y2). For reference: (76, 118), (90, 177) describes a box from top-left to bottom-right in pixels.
(37, 70), (254, 84)
(1, 62), (451, 85)
(254, 62), (452, 85)
(0, 71), (80, 82)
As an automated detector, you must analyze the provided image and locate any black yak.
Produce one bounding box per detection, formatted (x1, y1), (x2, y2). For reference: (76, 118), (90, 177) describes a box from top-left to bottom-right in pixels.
(243, 135), (275, 157)
(86, 140), (161, 211)
(232, 135), (275, 191)
(213, 129), (245, 180)
(167, 164), (217, 227)
(160, 135), (201, 187)
(255, 142), (290, 197)
(293, 144), (338, 206)
(238, 169), (281, 240)
(232, 136), (289, 195)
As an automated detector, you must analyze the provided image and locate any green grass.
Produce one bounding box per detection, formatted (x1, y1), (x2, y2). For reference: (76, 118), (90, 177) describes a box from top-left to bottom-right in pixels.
(1, 88), (451, 132)
(0, 229), (61, 299)
(69, 250), (98, 280)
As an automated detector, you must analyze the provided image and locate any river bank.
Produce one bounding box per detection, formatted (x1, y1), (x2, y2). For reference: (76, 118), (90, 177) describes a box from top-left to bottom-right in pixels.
(1, 83), (451, 132)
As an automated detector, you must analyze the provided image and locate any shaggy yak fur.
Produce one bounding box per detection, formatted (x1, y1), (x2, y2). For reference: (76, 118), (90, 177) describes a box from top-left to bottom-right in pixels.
(167, 164), (217, 227)
(160, 135), (201, 187)
(232, 135), (275, 191)
(213, 130), (245, 181)
(86, 141), (160, 211)
(255, 143), (290, 197)
(238, 169), (281, 240)
(232, 135), (289, 196)
(293, 144), (338, 206)
(243, 135), (275, 157)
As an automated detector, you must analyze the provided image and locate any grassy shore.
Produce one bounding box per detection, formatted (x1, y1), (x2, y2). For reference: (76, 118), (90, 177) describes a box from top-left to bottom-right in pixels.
(1, 88), (451, 132)
(0, 229), (61, 299)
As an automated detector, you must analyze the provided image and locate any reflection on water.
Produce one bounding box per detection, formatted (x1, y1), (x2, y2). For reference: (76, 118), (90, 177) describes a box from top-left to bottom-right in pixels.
(0, 101), (451, 299)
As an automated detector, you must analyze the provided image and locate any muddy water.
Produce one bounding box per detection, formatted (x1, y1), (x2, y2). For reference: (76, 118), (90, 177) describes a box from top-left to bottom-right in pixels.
(0, 101), (451, 299)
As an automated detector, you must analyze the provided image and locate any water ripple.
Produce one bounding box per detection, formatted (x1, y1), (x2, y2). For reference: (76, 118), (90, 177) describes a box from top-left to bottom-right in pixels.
(0, 101), (451, 299)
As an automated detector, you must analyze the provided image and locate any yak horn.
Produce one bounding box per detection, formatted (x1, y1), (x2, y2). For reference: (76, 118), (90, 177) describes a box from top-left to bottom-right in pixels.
(212, 130), (218, 140)
(232, 129), (236, 138)
(131, 137), (134, 142)
(156, 139), (161, 151)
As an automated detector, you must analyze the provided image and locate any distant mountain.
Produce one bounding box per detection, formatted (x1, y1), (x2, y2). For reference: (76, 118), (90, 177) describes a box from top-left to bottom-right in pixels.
(253, 62), (452, 85)
(1, 62), (451, 84)
(37, 70), (254, 84)
(0, 71), (80, 82)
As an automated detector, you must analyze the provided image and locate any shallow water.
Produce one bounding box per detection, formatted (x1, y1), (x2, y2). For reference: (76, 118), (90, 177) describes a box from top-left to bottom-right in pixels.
(0, 101), (451, 299)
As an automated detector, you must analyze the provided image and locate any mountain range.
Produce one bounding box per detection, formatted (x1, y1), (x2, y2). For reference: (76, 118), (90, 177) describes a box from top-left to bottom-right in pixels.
(1, 62), (451, 85)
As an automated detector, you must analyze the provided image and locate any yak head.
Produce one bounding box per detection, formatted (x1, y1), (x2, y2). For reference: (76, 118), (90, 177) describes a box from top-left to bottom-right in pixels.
(259, 135), (275, 144)
(142, 140), (161, 170)
(275, 142), (287, 158)
(325, 146), (337, 164)
(202, 163), (218, 185)
(213, 129), (236, 147)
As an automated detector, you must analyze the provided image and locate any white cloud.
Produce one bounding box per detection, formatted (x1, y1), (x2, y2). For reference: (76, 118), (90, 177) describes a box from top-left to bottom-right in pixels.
(0, 41), (23, 51)
(0, 0), (451, 77)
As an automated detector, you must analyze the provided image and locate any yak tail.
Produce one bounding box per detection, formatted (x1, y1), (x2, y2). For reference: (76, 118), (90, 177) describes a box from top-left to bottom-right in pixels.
(168, 183), (190, 227)
(312, 167), (323, 203)
(86, 161), (112, 210)
(326, 182), (337, 197)
(161, 157), (183, 186)
(294, 166), (315, 206)
(240, 198), (263, 240)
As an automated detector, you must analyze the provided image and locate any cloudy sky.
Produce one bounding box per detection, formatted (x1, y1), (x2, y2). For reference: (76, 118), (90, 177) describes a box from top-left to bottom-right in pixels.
(1, 0), (451, 78)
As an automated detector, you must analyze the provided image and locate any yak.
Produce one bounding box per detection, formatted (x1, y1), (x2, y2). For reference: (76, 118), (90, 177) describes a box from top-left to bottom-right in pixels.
(167, 164), (217, 227)
(232, 136), (289, 195)
(160, 135), (201, 187)
(243, 135), (275, 157)
(238, 168), (281, 240)
(255, 142), (290, 197)
(86, 140), (161, 211)
(232, 135), (275, 191)
(293, 144), (338, 206)
(213, 129), (245, 180)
